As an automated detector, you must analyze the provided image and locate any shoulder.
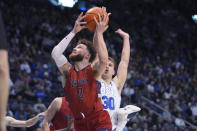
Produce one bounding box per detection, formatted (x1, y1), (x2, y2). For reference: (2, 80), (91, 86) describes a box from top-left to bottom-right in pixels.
(63, 65), (73, 75)
(85, 65), (95, 74)
(112, 76), (119, 86)
(51, 97), (62, 109)
(112, 77), (123, 93)
(86, 64), (93, 70)
(53, 97), (62, 104)
(91, 63), (102, 81)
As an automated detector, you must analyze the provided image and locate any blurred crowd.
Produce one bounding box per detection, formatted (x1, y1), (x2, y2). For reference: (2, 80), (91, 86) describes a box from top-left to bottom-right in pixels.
(1, 0), (196, 130)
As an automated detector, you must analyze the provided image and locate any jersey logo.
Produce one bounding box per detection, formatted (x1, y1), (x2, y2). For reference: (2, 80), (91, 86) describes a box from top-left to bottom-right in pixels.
(101, 82), (114, 96)
(71, 78), (88, 87)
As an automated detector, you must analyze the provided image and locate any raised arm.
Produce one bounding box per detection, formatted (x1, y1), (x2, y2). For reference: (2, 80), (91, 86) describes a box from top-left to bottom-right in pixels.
(42, 98), (61, 131)
(92, 10), (109, 80)
(51, 12), (87, 78)
(6, 112), (45, 127)
(113, 29), (130, 93)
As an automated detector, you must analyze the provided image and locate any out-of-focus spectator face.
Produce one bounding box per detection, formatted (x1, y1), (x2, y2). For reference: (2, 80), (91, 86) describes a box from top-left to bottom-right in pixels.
(132, 123), (137, 129)
(158, 117), (163, 123)
(19, 103), (24, 112)
(17, 95), (22, 101)
(173, 126), (178, 131)
(152, 125), (157, 131)
(143, 122), (148, 129)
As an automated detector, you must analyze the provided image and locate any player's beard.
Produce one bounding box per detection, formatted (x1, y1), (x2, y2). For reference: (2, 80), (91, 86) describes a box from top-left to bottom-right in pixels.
(69, 53), (84, 62)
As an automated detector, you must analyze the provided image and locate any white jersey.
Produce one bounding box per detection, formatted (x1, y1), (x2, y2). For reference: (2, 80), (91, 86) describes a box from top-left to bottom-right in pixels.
(99, 79), (121, 130)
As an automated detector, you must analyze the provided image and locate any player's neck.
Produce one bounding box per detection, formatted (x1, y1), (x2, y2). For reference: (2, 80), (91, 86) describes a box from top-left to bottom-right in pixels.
(103, 77), (112, 85)
(74, 60), (90, 71)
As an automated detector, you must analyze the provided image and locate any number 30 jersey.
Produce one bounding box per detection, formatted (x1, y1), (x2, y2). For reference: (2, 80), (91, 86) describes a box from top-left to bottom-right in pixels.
(99, 79), (121, 117)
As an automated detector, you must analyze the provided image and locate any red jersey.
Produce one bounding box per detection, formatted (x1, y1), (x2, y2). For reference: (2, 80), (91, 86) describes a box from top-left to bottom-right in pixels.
(64, 65), (103, 119)
(50, 97), (73, 131)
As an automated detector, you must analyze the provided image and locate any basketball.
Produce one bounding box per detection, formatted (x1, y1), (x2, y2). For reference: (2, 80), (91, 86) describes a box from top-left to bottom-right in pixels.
(84, 7), (109, 31)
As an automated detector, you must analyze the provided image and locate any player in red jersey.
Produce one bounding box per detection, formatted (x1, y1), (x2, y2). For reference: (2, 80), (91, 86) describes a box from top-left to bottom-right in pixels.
(51, 8), (112, 131)
(42, 97), (74, 131)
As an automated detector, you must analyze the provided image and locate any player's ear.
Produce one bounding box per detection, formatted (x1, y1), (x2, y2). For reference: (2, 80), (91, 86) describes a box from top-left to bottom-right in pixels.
(85, 53), (91, 61)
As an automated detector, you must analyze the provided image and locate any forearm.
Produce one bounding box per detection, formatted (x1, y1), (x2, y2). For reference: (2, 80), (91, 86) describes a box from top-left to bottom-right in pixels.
(25, 115), (41, 127)
(6, 117), (26, 127)
(121, 36), (130, 64)
(0, 51), (9, 123)
(52, 32), (75, 56)
(94, 33), (108, 63)
(51, 32), (75, 67)
(9, 121), (26, 127)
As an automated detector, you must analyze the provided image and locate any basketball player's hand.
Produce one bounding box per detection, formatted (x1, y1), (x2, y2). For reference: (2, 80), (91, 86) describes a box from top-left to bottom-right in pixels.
(72, 12), (87, 34)
(94, 8), (110, 33)
(37, 112), (45, 119)
(115, 29), (130, 39)
(101, 7), (111, 17)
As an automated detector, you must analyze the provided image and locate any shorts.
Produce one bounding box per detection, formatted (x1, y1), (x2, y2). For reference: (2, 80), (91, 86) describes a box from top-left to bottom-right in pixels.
(74, 110), (112, 131)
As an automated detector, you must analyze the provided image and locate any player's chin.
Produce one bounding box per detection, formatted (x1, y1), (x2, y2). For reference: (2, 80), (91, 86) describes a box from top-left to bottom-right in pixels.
(104, 71), (108, 74)
(69, 54), (83, 62)
(69, 53), (76, 59)
(102, 73), (108, 78)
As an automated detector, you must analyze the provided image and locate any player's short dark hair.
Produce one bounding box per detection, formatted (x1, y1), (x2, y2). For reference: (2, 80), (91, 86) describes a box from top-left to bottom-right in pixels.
(77, 39), (96, 62)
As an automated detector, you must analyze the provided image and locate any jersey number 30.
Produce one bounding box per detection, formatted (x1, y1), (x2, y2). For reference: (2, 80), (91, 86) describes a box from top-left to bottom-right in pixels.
(102, 96), (115, 110)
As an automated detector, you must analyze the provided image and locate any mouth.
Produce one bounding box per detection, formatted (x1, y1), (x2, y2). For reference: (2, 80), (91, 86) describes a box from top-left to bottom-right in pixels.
(104, 69), (109, 73)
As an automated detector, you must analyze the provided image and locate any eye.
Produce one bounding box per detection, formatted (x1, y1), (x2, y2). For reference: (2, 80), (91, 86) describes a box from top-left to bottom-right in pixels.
(78, 46), (82, 49)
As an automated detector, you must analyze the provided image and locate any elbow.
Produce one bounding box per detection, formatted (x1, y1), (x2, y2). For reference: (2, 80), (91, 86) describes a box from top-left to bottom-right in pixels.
(51, 47), (56, 59)
(99, 52), (108, 63)
(100, 56), (108, 65)
(100, 59), (108, 67)
(51, 46), (58, 59)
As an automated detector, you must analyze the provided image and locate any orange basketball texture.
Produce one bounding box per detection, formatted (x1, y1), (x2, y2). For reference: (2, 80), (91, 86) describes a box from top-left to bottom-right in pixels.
(84, 7), (109, 31)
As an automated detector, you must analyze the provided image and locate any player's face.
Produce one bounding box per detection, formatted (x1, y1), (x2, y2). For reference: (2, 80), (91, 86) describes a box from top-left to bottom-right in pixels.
(69, 44), (90, 62)
(102, 60), (115, 78)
